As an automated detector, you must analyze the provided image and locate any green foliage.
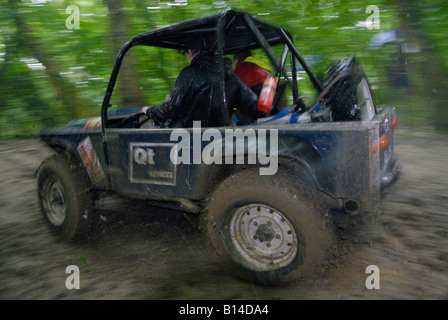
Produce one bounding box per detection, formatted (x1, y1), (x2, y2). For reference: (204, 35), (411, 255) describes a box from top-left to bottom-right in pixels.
(0, 0), (447, 138)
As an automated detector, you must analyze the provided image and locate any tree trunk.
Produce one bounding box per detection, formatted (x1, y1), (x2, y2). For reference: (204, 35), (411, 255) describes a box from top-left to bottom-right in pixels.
(7, 0), (90, 119)
(134, 0), (176, 95)
(393, 0), (448, 130)
(103, 0), (146, 108)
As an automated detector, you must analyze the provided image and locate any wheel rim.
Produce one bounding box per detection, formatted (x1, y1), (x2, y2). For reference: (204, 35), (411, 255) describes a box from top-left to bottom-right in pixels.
(229, 204), (298, 272)
(41, 177), (66, 226)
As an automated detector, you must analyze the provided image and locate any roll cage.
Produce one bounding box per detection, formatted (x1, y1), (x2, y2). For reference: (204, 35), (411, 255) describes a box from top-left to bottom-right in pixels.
(101, 8), (324, 132)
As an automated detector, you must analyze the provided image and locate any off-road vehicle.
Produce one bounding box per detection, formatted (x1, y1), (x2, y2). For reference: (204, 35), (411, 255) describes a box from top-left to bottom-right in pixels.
(36, 9), (400, 285)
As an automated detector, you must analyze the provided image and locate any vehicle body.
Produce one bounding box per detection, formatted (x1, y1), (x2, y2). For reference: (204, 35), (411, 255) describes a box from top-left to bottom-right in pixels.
(37, 9), (400, 285)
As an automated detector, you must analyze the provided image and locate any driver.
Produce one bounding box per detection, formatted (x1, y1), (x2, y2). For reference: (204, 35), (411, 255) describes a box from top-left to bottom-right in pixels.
(146, 36), (260, 127)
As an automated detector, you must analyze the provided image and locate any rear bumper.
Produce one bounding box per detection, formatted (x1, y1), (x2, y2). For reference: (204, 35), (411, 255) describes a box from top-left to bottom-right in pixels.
(380, 157), (401, 191)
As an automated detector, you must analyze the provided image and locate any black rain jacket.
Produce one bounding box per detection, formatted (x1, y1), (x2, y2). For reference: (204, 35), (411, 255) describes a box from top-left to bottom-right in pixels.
(148, 52), (261, 127)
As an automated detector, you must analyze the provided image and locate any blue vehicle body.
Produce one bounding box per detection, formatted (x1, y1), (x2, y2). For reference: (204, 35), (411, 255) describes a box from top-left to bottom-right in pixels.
(39, 103), (399, 214)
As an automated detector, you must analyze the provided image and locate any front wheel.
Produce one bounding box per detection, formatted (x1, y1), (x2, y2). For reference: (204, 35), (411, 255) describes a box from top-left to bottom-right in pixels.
(37, 155), (95, 242)
(205, 168), (335, 285)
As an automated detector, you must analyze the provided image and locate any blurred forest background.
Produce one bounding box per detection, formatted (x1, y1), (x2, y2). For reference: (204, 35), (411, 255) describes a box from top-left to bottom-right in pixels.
(0, 0), (447, 138)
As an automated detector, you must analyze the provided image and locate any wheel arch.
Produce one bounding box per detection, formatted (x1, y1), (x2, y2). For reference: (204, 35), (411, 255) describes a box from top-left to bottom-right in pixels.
(38, 136), (92, 189)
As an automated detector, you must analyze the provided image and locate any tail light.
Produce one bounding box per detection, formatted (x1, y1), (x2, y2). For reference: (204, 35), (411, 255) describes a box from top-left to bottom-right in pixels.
(392, 116), (399, 129)
(369, 132), (390, 157)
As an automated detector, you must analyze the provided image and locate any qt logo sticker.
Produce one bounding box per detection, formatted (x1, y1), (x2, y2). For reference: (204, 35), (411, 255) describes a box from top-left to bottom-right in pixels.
(130, 143), (177, 186)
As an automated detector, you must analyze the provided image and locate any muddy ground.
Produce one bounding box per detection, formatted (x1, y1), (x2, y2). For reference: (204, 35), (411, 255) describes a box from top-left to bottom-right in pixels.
(1, 127), (448, 300)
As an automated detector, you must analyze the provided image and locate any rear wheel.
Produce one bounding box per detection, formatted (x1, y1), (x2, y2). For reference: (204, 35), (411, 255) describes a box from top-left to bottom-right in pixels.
(205, 167), (335, 285)
(37, 155), (94, 242)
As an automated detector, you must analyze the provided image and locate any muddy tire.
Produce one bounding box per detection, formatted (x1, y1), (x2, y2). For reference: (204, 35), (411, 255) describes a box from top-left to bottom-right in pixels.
(37, 155), (94, 242)
(205, 167), (335, 285)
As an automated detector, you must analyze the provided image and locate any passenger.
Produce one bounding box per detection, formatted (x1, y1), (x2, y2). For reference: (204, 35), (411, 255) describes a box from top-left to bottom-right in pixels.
(233, 51), (276, 122)
(233, 51), (274, 96)
(146, 36), (259, 128)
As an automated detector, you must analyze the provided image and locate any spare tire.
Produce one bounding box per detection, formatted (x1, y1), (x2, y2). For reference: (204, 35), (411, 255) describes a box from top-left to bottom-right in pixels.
(324, 57), (364, 121)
